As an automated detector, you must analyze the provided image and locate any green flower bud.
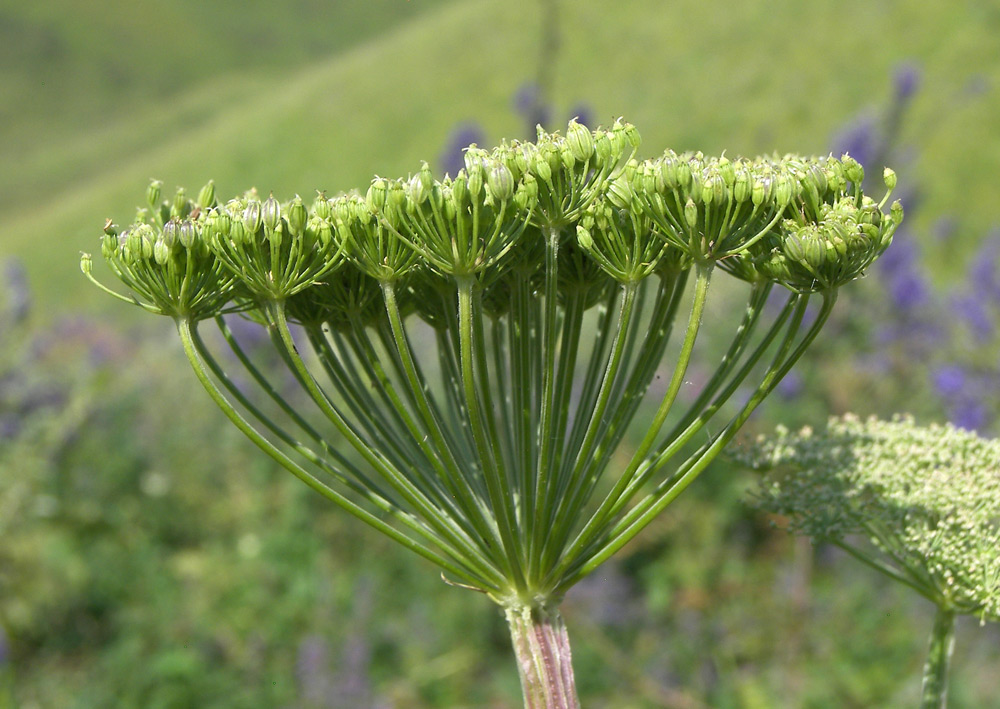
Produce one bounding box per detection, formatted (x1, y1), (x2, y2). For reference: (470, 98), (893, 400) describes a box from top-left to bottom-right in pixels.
(407, 173), (428, 205)
(331, 196), (353, 225)
(287, 195), (308, 237)
(774, 173), (793, 206)
(891, 199), (904, 225)
(162, 219), (178, 248)
(171, 188), (188, 219)
(178, 220), (197, 249)
(309, 217), (334, 248)
(312, 191), (332, 220)
(751, 175), (771, 206)
(366, 179), (388, 213)
(842, 156), (864, 185)
(243, 200), (263, 235)
(146, 180), (163, 209)
(153, 238), (171, 266)
(514, 173), (538, 211)
(623, 122), (641, 151)
(419, 161), (434, 192)
(883, 167), (897, 191)
(733, 167), (751, 203)
(452, 172), (468, 205)
(701, 176), (715, 206)
(566, 119), (595, 162)
(783, 233), (806, 262)
(229, 219), (249, 247)
(467, 164), (484, 197)
(197, 180), (216, 209)
(675, 158), (692, 190)
(802, 233), (826, 269)
(488, 163), (515, 202)
(684, 199), (698, 230)
(718, 156), (736, 186)
(594, 131), (613, 166)
(262, 193), (281, 233)
(607, 175), (632, 210)
(533, 154), (553, 185)
(576, 225), (594, 251)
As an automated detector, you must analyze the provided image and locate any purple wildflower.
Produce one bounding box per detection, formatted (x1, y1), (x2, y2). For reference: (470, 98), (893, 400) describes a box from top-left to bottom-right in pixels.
(893, 62), (921, 104)
(2, 258), (30, 324)
(776, 370), (803, 400)
(831, 112), (877, 168)
(513, 81), (552, 134)
(932, 365), (967, 399)
(950, 294), (995, 341)
(438, 122), (487, 178)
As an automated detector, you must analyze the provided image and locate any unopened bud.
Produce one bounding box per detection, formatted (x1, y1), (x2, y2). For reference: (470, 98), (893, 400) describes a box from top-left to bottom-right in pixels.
(842, 156), (864, 185)
(407, 173), (428, 205)
(178, 220), (198, 249)
(262, 193), (281, 233)
(684, 199), (699, 230)
(533, 155), (553, 185)
(883, 167), (897, 191)
(488, 163), (515, 202)
(197, 180), (216, 209)
(146, 180), (163, 209)
(467, 164), (484, 197)
(243, 200), (263, 234)
(366, 179), (388, 213)
(566, 119), (595, 162)
(576, 225), (594, 251)
(172, 188), (188, 218)
(452, 173), (468, 206)
(162, 220), (179, 248)
(607, 176), (632, 210)
(154, 238), (171, 266)
(287, 196), (308, 237)
(774, 173), (793, 206)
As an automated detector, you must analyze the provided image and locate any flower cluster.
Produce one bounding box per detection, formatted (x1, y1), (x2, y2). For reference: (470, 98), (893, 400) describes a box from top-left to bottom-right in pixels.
(736, 414), (1000, 621)
(86, 120), (901, 325)
(83, 119), (900, 605)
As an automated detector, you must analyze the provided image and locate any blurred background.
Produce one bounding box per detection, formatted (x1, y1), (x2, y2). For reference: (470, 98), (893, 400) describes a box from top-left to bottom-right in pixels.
(2, 0), (999, 706)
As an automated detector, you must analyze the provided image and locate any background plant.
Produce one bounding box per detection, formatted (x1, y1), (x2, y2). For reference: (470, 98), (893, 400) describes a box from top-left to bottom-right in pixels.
(734, 415), (1000, 708)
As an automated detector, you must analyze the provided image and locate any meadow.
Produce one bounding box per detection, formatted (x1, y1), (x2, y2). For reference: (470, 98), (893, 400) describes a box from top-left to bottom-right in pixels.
(2, 0), (1000, 706)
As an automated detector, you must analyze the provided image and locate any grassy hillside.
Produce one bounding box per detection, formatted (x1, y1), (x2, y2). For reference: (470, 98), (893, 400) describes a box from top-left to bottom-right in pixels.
(2, 0), (998, 318)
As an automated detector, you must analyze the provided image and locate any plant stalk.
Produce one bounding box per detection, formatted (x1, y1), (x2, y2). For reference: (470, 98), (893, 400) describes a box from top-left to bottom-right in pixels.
(920, 606), (956, 709)
(505, 603), (579, 709)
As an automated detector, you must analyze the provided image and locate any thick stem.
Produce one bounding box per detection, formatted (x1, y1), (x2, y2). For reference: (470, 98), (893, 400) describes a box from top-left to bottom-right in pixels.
(505, 603), (580, 709)
(920, 606), (956, 709)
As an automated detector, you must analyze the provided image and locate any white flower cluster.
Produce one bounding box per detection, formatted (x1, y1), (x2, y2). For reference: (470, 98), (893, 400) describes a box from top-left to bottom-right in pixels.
(735, 414), (1000, 620)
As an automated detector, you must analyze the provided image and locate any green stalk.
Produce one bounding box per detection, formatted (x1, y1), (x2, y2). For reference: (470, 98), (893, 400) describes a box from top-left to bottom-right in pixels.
(456, 275), (527, 592)
(547, 263), (712, 585)
(505, 602), (580, 709)
(267, 300), (508, 590)
(920, 606), (956, 709)
(176, 317), (494, 590)
(559, 291), (837, 589)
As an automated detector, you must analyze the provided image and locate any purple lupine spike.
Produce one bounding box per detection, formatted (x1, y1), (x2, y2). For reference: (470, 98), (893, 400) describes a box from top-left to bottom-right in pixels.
(2, 258), (30, 324)
(950, 293), (995, 341)
(512, 81), (551, 135)
(893, 62), (921, 104)
(830, 113), (877, 169)
(438, 122), (487, 178)
(568, 103), (594, 129)
(933, 365), (968, 399)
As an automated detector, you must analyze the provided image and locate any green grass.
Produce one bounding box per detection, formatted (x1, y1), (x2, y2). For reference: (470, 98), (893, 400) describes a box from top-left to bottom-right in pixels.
(3, 0), (998, 318)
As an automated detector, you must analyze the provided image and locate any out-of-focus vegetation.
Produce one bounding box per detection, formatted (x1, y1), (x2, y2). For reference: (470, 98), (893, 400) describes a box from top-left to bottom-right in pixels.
(2, 0), (1000, 706)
